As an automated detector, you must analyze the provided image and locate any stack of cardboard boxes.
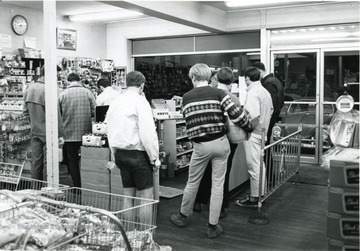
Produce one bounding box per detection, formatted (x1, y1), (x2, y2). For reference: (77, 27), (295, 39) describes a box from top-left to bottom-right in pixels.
(327, 148), (359, 250)
(80, 147), (123, 207)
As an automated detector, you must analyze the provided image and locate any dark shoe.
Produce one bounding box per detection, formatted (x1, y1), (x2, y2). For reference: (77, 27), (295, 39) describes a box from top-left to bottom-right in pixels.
(235, 196), (258, 208)
(193, 202), (201, 212)
(170, 213), (187, 227)
(219, 208), (228, 219)
(207, 224), (224, 239)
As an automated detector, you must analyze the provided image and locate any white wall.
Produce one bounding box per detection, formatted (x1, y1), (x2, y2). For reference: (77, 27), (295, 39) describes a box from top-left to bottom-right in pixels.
(106, 18), (208, 69)
(0, 4), (107, 60)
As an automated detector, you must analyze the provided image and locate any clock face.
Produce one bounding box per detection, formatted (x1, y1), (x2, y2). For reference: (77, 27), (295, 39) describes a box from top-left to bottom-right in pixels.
(12, 15), (28, 36)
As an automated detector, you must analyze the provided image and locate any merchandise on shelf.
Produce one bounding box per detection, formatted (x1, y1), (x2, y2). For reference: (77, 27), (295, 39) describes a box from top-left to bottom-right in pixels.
(136, 62), (193, 101)
(0, 98), (31, 164)
(57, 57), (126, 98)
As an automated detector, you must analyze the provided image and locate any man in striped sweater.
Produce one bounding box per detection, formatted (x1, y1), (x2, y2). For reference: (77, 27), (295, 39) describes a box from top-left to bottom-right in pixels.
(170, 63), (253, 238)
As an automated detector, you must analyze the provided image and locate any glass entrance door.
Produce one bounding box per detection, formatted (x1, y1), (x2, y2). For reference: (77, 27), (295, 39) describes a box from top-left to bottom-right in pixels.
(321, 48), (359, 150)
(271, 50), (320, 162)
(272, 48), (359, 163)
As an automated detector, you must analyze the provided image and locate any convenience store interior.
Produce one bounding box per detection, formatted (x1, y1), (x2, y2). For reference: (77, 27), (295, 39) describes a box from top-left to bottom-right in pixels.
(0, 1), (359, 251)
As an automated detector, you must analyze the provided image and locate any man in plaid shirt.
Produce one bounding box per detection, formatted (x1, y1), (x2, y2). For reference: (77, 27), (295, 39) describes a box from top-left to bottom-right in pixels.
(59, 73), (96, 188)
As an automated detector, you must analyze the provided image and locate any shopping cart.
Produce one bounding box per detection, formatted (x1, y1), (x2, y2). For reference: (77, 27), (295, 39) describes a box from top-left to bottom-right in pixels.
(0, 193), (150, 251)
(61, 187), (158, 235)
(0, 163), (158, 250)
(0, 162), (69, 201)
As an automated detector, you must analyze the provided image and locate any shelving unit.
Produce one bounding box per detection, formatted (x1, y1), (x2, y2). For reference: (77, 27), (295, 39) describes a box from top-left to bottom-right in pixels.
(0, 57), (44, 99)
(160, 100), (193, 178)
(0, 97), (32, 172)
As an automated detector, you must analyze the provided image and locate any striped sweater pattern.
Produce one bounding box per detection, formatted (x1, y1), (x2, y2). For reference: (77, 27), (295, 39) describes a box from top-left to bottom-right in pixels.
(182, 86), (252, 140)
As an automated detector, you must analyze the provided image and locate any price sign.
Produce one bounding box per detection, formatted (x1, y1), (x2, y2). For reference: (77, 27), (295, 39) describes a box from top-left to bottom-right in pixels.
(0, 162), (24, 184)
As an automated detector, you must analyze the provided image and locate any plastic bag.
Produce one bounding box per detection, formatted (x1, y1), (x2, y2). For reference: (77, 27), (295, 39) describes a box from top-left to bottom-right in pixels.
(329, 109), (359, 147)
(320, 146), (345, 171)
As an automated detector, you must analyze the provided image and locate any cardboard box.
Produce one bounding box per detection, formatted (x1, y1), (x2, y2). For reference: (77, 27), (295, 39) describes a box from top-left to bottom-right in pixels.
(81, 146), (110, 160)
(328, 238), (359, 251)
(328, 187), (359, 215)
(81, 158), (109, 173)
(327, 212), (359, 241)
(82, 181), (109, 193)
(81, 169), (110, 185)
(330, 159), (359, 188)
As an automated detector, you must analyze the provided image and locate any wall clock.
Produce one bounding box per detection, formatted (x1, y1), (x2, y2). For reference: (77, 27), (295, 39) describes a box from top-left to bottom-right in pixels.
(11, 15), (28, 36)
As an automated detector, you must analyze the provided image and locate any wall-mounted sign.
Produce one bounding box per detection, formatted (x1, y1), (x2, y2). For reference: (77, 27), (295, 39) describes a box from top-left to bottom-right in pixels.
(24, 36), (36, 49)
(0, 34), (12, 48)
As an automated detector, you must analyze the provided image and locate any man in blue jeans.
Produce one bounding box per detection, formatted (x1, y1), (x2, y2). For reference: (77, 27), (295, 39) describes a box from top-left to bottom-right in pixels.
(170, 63), (253, 239)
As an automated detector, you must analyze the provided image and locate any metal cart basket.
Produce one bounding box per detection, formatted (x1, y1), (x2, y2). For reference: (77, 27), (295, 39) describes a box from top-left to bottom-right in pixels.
(0, 191), (158, 251)
(0, 162), (158, 250)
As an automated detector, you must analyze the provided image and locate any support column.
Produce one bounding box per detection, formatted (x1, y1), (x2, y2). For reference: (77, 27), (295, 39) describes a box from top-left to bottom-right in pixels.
(43, 0), (59, 186)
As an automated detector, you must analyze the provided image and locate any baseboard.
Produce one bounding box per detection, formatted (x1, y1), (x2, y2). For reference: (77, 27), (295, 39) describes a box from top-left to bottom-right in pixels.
(229, 179), (250, 199)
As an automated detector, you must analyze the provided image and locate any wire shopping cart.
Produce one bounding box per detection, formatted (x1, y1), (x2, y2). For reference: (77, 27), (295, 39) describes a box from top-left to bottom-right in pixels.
(61, 187), (158, 236)
(0, 193), (148, 251)
(0, 162), (69, 201)
(0, 162), (159, 250)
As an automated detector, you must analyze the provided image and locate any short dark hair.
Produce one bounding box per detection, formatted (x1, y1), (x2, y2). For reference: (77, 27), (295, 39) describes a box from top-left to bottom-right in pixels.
(217, 67), (234, 85)
(97, 79), (111, 88)
(244, 66), (261, 82)
(67, 73), (81, 82)
(126, 71), (145, 87)
(252, 61), (266, 71)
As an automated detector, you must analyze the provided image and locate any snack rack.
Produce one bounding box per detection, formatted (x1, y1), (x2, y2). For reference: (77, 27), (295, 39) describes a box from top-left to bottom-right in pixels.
(0, 163), (158, 251)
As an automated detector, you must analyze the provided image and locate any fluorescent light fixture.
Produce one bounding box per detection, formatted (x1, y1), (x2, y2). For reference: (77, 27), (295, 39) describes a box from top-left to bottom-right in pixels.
(272, 32), (360, 40)
(225, 0), (299, 8)
(246, 52), (261, 55)
(311, 38), (360, 42)
(69, 10), (143, 22)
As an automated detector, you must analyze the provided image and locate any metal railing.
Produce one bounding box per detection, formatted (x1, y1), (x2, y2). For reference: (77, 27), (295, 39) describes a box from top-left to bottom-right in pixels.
(250, 124), (302, 224)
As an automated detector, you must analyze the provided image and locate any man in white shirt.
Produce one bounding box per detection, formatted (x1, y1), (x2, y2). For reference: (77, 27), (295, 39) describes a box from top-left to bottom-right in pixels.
(235, 66), (273, 207)
(105, 71), (160, 221)
(96, 79), (122, 106)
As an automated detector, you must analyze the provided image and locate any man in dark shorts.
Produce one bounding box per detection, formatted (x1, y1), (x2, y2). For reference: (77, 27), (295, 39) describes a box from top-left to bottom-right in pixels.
(105, 71), (160, 221)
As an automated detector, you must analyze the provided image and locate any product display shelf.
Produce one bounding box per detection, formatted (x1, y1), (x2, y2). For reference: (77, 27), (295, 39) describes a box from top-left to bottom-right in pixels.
(177, 149), (193, 157)
(161, 100), (193, 178)
(0, 97), (31, 168)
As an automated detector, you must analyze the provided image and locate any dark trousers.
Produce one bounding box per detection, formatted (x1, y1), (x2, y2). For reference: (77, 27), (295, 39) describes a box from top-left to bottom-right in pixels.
(31, 136), (46, 180)
(63, 142), (82, 188)
(195, 143), (238, 209)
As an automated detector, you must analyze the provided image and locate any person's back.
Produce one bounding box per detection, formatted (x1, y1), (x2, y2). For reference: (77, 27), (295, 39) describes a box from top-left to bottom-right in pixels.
(183, 85), (252, 141)
(24, 82), (46, 137)
(96, 79), (122, 106)
(171, 63), (253, 239)
(106, 90), (155, 151)
(59, 80), (95, 141)
(106, 70), (159, 224)
(59, 73), (95, 188)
